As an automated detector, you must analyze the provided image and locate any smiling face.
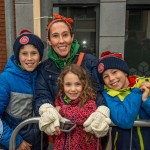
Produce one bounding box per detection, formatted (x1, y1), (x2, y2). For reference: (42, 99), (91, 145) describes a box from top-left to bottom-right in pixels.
(102, 69), (129, 90)
(48, 22), (74, 58)
(19, 44), (40, 72)
(63, 72), (83, 100)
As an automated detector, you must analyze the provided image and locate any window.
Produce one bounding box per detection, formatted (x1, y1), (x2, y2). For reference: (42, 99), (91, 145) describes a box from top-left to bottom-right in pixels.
(125, 9), (150, 76)
(53, 6), (99, 56)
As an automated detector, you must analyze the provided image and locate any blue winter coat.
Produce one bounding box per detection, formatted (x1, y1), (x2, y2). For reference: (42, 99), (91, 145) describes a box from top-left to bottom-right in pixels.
(0, 56), (47, 150)
(103, 76), (150, 150)
(34, 52), (105, 116)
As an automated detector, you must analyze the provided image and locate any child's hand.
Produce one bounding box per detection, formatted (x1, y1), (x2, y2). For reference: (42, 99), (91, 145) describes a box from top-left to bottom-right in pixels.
(86, 133), (94, 142)
(140, 81), (150, 89)
(56, 106), (61, 112)
(140, 85), (150, 102)
(54, 126), (61, 135)
(17, 140), (32, 150)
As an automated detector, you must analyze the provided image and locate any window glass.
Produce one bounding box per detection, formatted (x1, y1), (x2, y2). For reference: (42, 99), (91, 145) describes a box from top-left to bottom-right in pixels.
(53, 6), (97, 56)
(125, 9), (150, 76)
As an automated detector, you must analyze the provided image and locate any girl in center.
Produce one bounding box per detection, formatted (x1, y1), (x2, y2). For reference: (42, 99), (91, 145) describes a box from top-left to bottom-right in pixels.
(54, 64), (102, 150)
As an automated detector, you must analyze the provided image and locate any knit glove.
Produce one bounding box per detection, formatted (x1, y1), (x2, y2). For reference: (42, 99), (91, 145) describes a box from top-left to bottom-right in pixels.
(39, 103), (65, 135)
(40, 120), (58, 135)
(83, 106), (111, 138)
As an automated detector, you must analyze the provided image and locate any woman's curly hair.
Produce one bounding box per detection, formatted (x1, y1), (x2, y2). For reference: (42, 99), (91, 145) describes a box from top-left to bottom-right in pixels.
(56, 64), (96, 108)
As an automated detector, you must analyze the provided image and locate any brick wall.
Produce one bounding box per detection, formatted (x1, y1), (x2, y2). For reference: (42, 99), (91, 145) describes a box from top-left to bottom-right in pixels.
(0, 0), (7, 72)
(0, 0), (15, 72)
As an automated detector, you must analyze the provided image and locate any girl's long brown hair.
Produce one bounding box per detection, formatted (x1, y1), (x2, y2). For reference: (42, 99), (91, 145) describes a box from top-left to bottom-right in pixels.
(56, 64), (96, 107)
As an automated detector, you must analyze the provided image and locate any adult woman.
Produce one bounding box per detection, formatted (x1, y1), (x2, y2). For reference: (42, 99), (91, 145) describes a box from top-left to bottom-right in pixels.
(0, 30), (48, 150)
(34, 14), (111, 139)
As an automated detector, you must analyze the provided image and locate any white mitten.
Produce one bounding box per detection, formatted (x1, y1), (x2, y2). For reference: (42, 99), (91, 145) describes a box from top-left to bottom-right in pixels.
(39, 103), (64, 134)
(39, 103), (56, 116)
(83, 106), (111, 138)
(40, 121), (57, 135)
(39, 110), (60, 129)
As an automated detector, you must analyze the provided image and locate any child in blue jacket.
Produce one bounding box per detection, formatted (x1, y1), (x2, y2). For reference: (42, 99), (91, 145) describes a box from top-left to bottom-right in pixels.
(0, 30), (48, 150)
(98, 51), (150, 150)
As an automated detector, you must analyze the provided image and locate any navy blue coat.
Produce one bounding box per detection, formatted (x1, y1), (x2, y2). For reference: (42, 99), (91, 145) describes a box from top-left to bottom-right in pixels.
(34, 53), (105, 116)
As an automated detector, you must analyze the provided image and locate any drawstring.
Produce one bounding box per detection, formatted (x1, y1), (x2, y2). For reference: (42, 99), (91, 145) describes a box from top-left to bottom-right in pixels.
(97, 138), (99, 150)
(130, 127), (133, 150)
(63, 133), (67, 150)
(69, 132), (71, 150)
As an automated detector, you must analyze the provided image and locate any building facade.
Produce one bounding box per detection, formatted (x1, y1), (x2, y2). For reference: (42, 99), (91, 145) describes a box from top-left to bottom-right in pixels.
(1, 0), (150, 75)
(0, 0), (8, 72)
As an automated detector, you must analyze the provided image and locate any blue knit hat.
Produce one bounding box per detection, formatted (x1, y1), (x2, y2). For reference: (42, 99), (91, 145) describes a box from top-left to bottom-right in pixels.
(98, 51), (130, 81)
(13, 30), (44, 62)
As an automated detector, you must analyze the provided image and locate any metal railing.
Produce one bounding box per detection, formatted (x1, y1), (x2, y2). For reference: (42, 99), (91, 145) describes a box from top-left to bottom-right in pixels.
(9, 117), (39, 150)
(9, 117), (76, 150)
(9, 117), (150, 150)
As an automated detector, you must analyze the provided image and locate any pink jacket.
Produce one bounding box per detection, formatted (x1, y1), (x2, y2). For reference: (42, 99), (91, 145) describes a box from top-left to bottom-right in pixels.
(54, 97), (102, 150)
